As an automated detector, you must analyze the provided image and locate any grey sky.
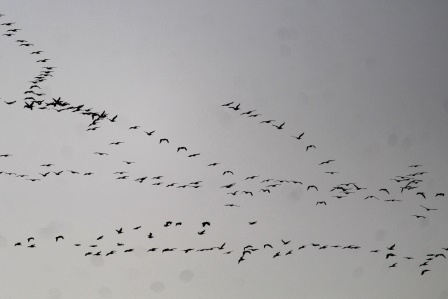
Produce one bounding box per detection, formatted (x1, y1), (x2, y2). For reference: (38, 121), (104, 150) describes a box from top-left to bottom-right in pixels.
(1, 0), (448, 298)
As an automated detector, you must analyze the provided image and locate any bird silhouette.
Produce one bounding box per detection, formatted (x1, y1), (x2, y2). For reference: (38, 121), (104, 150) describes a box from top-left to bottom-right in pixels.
(177, 147), (187, 152)
(307, 185), (318, 191)
(272, 122), (285, 130)
(420, 205), (437, 211)
(292, 133), (305, 140)
(306, 145), (316, 151)
(316, 201), (327, 205)
(55, 236), (64, 242)
(159, 138), (169, 144)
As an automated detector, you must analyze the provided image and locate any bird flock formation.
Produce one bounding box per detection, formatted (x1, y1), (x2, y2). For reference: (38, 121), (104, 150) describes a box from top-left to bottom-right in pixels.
(1, 12), (447, 276)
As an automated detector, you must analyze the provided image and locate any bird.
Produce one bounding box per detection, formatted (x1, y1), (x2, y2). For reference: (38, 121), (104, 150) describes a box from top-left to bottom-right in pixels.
(116, 228), (123, 234)
(221, 183), (236, 189)
(198, 230), (206, 235)
(316, 201), (327, 205)
(109, 141), (124, 145)
(106, 250), (116, 256)
(97, 236), (104, 241)
(55, 236), (64, 242)
(242, 191), (253, 196)
(412, 215), (426, 219)
(389, 263), (397, 268)
(420, 205), (437, 211)
(123, 161), (135, 165)
(435, 193), (445, 197)
(159, 138), (169, 144)
(292, 133), (305, 140)
(319, 160), (335, 165)
(177, 147), (187, 152)
(281, 239), (291, 245)
(129, 126), (140, 129)
(416, 192), (426, 199)
(272, 122), (285, 130)
(124, 249), (134, 253)
(208, 163), (220, 166)
(249, 221), (257, 225)
(164, 221), (172, 227)
(307, 185), (318, 191)
(4, 100), (16, 105)
(144, 130), (155, 136)
(260, 120), (275, 124)
(188, 153), (200, 157)
(273, 252), (281, 258)
(223, 171), (234, 175)
(379, 188), (390, 194)
(135, 177), (147, 183)
(221, 101), (234, 107)
(421, 269), (431, 275)
(225, 204), (240, 207)
(306, 145), (316, 151)
(202, 222), (211, 227)
(147, 233), (154, 239)
(386, 253), (396, 259)
(387, 244), (396, 250)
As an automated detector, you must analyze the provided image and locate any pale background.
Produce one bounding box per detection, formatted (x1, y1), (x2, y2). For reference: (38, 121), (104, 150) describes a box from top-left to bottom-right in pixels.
(1, 0), (448, 298)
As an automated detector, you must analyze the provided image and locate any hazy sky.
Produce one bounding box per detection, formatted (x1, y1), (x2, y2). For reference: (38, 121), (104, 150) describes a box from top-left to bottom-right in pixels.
(1, 1), (448, 298)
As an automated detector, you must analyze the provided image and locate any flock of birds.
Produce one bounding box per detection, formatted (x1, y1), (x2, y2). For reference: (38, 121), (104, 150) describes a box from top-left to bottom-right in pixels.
(1, 12), (447, 276)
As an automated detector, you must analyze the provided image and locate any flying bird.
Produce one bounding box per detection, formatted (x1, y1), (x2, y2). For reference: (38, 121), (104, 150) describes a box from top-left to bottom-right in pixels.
(292, 133), (305, 140)
(306, 145), (316, 151)
(159, 138), (169, 144)
(55, 236), (64, 242)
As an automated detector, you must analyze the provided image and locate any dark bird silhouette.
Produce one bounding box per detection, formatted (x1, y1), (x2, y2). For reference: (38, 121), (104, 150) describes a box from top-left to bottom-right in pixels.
(123, 161), (135, 165)
(221, 183), (236, 189)
(224, 204), (240, 207)
(129, 126), (140, 130)
(147, 248), (158, 252)
(28, 244), (36, 248)
(316, 201), (327, 205)
(230, 103), (240, 110)
(164, 221), (172, 227)
(108, 115), (118, 122)
(55, 236), (64, 242)
(387, 244), (396, 250)
(272, 122), (285, 130)
(53, 171), (64, 175)
(306, 145), (316, 151)
(159, 138), (169, 144)
(242, 191), (253, 196)
(109, 141), (124, 145)
(435, 253), (446, 259)
(389, 263), (397, 268)
(177, 147), (187, 152)
(292, 132), (305, 140)
(106, 250), (116, 256)
(14, 242), (22, 246)
(249, 221), (257, 225)
(386, 253), (396, 259)
(307, 185), (318, 191)
(365, 195), (379, 200)
(420, 205), (437, 212)
(264, 244), (273, 249)
(147, 233), (154, 239)
(412, 215), (426, 219)
(260, 120), (275, 124)
(281, 239), (291, 245)
(188, 153), (200, 157)
(208, 163), (220, 166)
(319, 159), (335, 165)
(144, 130), (155, 136)
(27, 237), (34, 242)
(221, 101), (234, 106)
(379, 188), (389, 194)
(421, 269), (431, 275)
(97, 236), (103, 240)
(223, 171), (234, 175)
(124, 249), (134, 253)
(325, 172), (339, 175)
(116, 228), (123, 234)
(260, 189), (270, 193)
(135, 177), (147, 183)
(273, 252), (281, 258)
(198, 230), (206, 235)
(4, 100), (16, 105)
(162, 248), (176, 253)
(416, 192), (426, 199)
(36, 59), (50, 63)
(202, 222), (210, 227)
(435, 193), (445, 197)
(183, 248), (194, 253)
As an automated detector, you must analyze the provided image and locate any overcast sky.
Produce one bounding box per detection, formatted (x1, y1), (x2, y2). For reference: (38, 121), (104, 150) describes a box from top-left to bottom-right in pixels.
(1, 1), (448, 298)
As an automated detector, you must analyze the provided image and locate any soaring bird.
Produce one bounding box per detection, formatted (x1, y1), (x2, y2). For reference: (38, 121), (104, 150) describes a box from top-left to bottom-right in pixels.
(4, 100), (16, 105)
(379, 188), (390, 194)
(319, 160), (335, 165)
(202, 222), (211, 227)
(420, 205), (437, 211)
(249, 221), (257, 225)
(416, 192), (426, 199)
(307, 185), (318, 191)
(273, 252), (281, 258)
(389, 263), (397, 268)
(387, 244), (396, 250)
(221, 101), (234, 106)
(412, 215), (426, 219)
(421, 269), (431, 275)
(109, 141), (124, 145)
(97, 236), (103, 240)
(292, 133), (304, 140)
(223, 171), (234, 175)
(260, 120), (275, 124)
(281, 239), (291, 245)
(135, 177), (147, 183)
(129, 126), (140, 129)
(159, 138), (169, 144)
(177, 147), (187, 152)
(144, 130), (155, 136)
(316, 201), (327, 205)
(208, 162), (220, 166)
(272, 122), (285, 130)
(123, 161), (135, 165)
(188, 153), (200, 157)
(435, 193), (445, 197)
(116, 228), (123, 234)
(198, 230), (206, 235)
(55, 236), (64, 242)
(306, 145), (316, 151)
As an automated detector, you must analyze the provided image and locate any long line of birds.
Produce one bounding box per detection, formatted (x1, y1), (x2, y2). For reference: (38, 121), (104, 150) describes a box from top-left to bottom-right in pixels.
(1, 12), (447, 276)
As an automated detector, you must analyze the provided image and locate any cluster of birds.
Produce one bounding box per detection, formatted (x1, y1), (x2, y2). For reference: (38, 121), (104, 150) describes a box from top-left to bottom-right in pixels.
(1, 12), (447, 277)
(9, 221), (448, 275)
